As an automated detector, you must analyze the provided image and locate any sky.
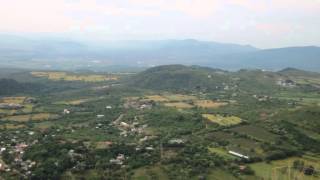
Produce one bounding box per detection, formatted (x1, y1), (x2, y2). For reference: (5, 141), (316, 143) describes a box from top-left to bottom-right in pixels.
(0, 0), (319, 48)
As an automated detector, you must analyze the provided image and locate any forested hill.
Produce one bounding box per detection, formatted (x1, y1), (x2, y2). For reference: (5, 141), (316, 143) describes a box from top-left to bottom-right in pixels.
(128, 65), (320, 92)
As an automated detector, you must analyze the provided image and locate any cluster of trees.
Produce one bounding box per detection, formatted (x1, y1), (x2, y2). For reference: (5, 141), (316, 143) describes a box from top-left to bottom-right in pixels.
(0, 79), (43, 96)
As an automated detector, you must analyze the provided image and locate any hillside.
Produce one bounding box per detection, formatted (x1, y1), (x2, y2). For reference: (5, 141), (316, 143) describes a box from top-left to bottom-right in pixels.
(223, 46), (320, 72)
(128, 65), (231, 91)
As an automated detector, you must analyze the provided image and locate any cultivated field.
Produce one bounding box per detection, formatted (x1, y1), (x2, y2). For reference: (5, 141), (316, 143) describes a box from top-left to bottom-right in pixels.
(250, 156), (320, 180)
(164, 102), (194, 109)
(0, 124), (26, 130)
(1, 113), (58, 122)
(202, 114), (242, 126)
(145, 95), (169, 102)
(230, 125), (278, 142)
(195, 100), (228, 108)
(0, 97), (26, 104)
(31, 71), (118, 82)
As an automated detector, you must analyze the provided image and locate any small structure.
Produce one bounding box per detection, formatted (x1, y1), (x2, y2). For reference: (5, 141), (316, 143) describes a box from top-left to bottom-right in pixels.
(97, 114), (105, 118)
(25, 98), (37, 104)
(228, 151), (249, 159)
(146, 147), (154, 151)
(63, 109), (70, 114)
(168, 139), (185, 145)
(106, 106), (112, 109)
(0, 103), (24, 110)
(120, 122), (130, 128)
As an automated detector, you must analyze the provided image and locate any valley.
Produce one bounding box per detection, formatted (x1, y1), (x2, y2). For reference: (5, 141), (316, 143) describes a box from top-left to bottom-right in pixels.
(0, 65), (319, 180)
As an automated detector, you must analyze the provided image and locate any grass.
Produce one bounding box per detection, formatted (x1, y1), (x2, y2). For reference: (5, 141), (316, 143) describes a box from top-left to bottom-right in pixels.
(250, 156), (320, 180)
(164, 94), (197, 101)
(0, 124), (26, 129)
(195, 100), (228, 108)
(276, 91), (320, 106)
(54, 99), (91, 105)
(206, 169), (238, 180)
(31, 71), (118, 82)
(1, 113), (58, 122)
(0, 96), (26, 104)
(145, 95), (169, 102)
(208, 147), (235, 160)
(202, 114), (242, 126)
(164, 102), (194, 109)
(230, 125), (278, 142)
(131, 166), (168, 180)
(34, 121), (56, 130)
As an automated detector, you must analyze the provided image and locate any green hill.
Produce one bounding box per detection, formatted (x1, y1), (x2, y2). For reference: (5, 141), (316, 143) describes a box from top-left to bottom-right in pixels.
(128, 65), (231, 91)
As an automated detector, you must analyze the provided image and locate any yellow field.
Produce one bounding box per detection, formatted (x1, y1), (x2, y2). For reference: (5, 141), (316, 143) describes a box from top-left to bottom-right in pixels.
(31, 71), (118, 82)
(202, 114), (242, 126)
(1, 113), (58, 122)
(164, 102), (193, 109)
(164, 94), (197, 101)
(0, 124), (26, 129)
(55, 99), (91, 105)
(95, 141), (113, 149)
(195, 100), (228, 108)
(0, 96), (26, 104)
(145, 95), (169, 102)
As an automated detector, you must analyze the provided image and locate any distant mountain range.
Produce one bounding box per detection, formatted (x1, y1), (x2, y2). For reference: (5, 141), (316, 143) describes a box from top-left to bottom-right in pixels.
(0, 34), (319, 72)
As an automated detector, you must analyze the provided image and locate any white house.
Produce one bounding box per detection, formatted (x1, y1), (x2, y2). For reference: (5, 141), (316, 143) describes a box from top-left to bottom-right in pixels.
(97, 115), (105, 118)
(228, 151), (250, 159)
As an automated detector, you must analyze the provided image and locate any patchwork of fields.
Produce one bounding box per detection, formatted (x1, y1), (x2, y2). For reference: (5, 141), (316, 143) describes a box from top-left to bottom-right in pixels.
(31, 71), (118, 82)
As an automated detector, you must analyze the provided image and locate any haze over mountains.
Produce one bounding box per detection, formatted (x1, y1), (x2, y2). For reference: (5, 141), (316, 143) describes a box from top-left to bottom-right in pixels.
(0, 34), (319, 72)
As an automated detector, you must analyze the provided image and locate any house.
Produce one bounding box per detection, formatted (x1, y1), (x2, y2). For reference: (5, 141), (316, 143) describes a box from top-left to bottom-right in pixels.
(146, 147), (154, 151)
(120, 122), (130, 128)
(0, 147), (6, 153)
(63, 109), (70, 114)
(97, 115), (105, 118)
(25, 98), (37, 104)
(168, 139), (185, 145)
(228, 151), (249, 159)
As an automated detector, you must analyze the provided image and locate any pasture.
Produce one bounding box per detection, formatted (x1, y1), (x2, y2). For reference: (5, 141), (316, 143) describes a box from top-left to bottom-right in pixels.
(250, 156), (320, 180)
(230, 125), (278, 142)
(164, 102), (194, 109)
(208, 147), (235, 160)
(202, 114), (242, 126)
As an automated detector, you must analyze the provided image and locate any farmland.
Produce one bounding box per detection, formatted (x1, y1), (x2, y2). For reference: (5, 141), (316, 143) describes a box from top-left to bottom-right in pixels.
(250, 156), (320, 180)
(31, 71), (118, 82)
(1, 65), (320, 179)
(202, 114), (242, 126)
(1, 113), (58, 122)
(195, 100), (228, 108)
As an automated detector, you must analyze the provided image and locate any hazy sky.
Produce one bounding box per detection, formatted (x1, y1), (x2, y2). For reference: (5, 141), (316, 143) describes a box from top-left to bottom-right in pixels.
(0, 0), (319, 48)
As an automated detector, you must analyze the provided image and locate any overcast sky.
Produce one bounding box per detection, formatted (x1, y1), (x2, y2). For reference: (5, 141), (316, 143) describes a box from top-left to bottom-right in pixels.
(0, 0), (319, 48)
